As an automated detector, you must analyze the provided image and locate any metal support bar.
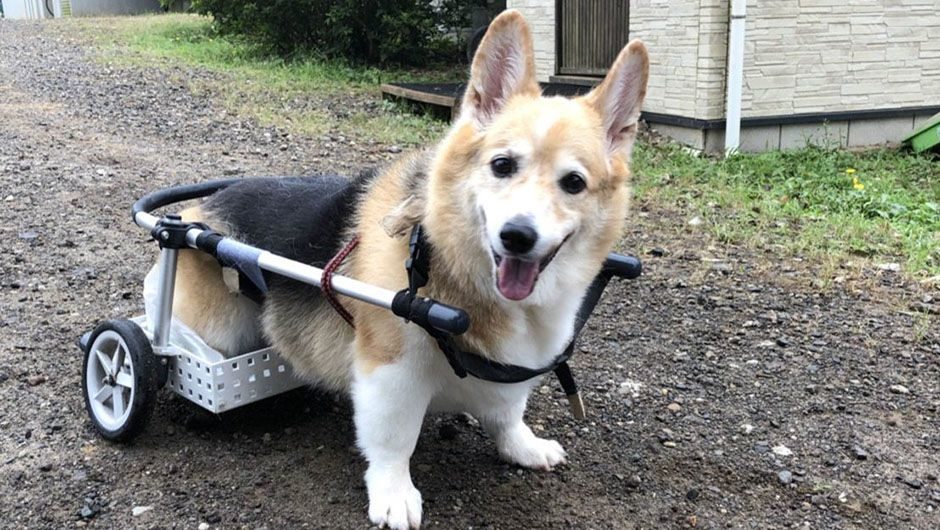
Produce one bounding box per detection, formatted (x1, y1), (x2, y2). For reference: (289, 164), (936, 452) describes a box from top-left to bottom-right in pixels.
(153, 247), (179, 349)
(136, 211), (397, 310)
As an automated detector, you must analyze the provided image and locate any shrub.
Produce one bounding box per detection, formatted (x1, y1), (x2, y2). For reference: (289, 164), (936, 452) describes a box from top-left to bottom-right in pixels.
(190, 0), (471, 65)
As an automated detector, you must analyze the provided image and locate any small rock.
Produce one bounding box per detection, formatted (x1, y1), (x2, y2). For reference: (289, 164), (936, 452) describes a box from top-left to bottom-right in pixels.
(686, 488), (699, 501)
(688, 216), (703, 227)
(877, 262), (901, 272)
(775, 337), (790, 347)
(772, 445), (792, 457)
(80, 506), (96, 519)
(387, 145), (402, 153)
(618, 379), (643, 397)
(625, 475), (642, 489)
(649, 247), (665, 257)
(662, 441), (677, 448)
(778, 470), (793, 485)
(851, 445), (869, 460)
(898, 476), (923, 489)
(198, 523), (210, 530)
(38, 463), (53, 472)
(741, 423), (755, 434)
(27, 375), (47, 386)
(667, 403), (681, 413)
(889, 384), (910, 395)
(132, 506), (153, 517)
(206, 512), (221, 523)
(18, 230), (39, 240)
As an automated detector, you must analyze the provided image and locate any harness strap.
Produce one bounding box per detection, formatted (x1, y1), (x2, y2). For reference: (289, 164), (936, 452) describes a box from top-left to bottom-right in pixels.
(321, 236), (360, 328)
(321, 225), (587, 418)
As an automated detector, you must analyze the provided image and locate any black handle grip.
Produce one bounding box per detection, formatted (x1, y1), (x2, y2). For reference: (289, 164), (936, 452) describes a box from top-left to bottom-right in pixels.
(427, 302), (470, 335)
(391, 290), (470, 336)
(603, 253), (642, 279)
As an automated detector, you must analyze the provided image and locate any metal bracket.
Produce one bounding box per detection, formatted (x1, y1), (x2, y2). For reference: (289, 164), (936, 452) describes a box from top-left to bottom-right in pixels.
(151, 214), (191, 249)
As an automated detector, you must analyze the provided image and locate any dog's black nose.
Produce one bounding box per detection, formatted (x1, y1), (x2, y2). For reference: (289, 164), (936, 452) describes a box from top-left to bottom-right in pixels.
(500, 219), (538, 255)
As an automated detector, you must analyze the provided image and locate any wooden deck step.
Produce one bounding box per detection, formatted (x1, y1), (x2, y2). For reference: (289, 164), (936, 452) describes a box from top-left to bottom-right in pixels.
(381, 82), (594, 121)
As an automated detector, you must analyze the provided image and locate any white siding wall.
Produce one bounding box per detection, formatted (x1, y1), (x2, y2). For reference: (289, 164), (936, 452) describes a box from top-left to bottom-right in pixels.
(511, 0), (940, 119)
(506, 0), (557, 83)
(742, 0), (940, 116)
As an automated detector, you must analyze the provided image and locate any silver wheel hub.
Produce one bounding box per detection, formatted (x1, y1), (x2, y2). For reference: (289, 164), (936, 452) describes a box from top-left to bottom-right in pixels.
(85, 330), (136, 430)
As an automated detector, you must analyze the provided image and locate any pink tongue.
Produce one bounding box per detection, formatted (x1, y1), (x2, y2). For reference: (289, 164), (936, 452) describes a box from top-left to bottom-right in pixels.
(497, 257), (540, 300)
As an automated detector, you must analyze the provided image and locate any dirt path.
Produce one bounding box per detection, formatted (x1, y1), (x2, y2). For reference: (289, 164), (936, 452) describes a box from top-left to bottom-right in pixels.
(1, 18), (938, 530)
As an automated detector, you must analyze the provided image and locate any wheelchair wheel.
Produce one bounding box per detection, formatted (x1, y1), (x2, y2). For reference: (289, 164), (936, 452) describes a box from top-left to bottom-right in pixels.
(82, 319), (158, 442)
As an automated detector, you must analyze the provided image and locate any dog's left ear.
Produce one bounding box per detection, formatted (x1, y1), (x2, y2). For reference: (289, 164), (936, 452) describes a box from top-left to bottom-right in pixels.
(461, 10), (540, 127)
(584, 40), (649, 158)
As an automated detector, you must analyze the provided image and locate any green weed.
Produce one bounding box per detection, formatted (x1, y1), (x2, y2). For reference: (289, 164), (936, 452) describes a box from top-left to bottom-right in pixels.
(631, 142), (940, 276)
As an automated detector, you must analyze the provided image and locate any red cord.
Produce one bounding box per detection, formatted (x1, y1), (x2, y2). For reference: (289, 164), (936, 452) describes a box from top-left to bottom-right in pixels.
(321, 235), (360, 328)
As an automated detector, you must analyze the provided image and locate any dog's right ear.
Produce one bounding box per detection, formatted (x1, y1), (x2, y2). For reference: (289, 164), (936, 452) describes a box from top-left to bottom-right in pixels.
(460, 10), (540, 127)
(583, 40), (649, 159)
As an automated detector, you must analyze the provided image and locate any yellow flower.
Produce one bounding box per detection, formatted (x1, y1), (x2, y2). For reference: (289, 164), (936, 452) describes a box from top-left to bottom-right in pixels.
(852, 176), (865, 191)
(845, 168), (856, 174)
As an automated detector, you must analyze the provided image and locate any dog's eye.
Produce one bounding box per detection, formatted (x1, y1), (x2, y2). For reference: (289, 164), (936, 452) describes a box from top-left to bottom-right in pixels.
(490, 156), (516, 178)
(559, 172), (587, 194)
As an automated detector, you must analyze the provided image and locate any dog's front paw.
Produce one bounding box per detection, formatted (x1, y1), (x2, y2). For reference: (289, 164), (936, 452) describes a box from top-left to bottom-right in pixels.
(366, 471), (423, 529)
(499, 434), (567, 470)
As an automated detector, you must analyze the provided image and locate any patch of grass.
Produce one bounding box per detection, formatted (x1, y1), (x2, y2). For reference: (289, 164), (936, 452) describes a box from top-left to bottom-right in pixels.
(631, 141), (940, 277)
(78, 14), (455, 144)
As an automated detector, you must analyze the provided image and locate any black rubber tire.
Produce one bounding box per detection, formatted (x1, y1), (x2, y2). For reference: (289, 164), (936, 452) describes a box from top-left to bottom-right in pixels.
(82, 319), (159, 442)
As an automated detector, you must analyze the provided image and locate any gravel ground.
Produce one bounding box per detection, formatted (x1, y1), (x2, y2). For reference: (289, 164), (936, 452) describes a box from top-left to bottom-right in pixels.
(1, 18), (939, 530)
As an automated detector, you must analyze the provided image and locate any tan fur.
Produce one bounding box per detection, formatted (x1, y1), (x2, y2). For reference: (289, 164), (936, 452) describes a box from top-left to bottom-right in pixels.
(260, 295), (354, 391)
(170, 206), (264, 355)
(172, 207), (356, 391)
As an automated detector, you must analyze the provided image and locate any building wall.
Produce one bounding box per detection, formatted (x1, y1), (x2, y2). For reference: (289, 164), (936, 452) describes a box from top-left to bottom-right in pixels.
(505, 0), (557, 82)
(2, 0), (159, 17)
(742, 0), (940, 117)
(2, 0), (51, 18)
(71, 0), (160, 16)
(510, 0), (940, 120)
(509, 0), (729, 120)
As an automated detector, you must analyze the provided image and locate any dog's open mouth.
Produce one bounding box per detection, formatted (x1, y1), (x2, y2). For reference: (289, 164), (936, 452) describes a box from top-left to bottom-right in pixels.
(492, 240), (566, 301)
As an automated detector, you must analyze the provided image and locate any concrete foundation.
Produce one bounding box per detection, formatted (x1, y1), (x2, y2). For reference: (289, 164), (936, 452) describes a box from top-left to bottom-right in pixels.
(651, 111), (934, 153)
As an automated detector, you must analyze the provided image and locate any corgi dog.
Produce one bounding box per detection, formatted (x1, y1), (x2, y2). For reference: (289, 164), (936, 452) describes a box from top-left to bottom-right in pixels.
(166, 10), (648, 529)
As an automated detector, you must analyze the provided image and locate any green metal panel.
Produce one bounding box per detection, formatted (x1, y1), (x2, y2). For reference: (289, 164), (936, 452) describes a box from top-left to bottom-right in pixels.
(904, 111), (940, 153)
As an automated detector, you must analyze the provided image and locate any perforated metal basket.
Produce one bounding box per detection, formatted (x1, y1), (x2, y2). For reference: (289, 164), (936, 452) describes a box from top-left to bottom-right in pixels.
(131, 316), (305, 413)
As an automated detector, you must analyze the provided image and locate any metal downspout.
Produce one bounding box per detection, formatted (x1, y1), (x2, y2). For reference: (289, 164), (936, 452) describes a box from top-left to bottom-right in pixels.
(724, 0), (747, 154)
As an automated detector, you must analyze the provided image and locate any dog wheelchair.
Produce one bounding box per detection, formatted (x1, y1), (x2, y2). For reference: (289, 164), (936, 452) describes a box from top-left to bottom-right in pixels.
(78, 178), (642, 441)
